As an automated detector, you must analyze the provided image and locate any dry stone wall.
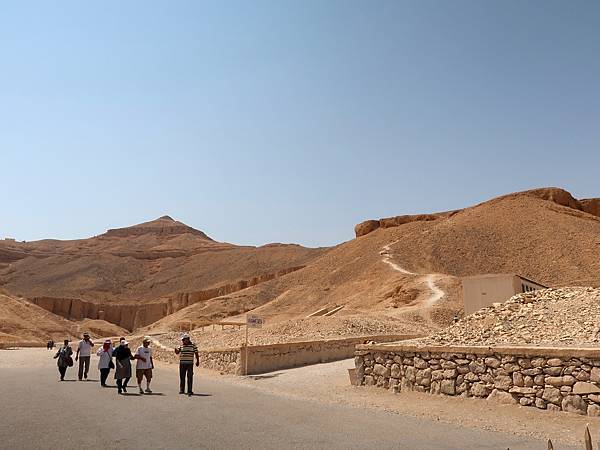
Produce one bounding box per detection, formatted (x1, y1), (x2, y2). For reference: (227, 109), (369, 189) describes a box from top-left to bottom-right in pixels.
(199, 349), (242, 375)
(355, 344), (600, 416)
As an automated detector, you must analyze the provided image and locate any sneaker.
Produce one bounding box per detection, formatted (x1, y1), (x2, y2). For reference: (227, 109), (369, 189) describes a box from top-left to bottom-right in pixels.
(179, 390), (184, 394)
(122, 386), (127, 393)
(84, 375), (88, 380)
(139, 387), (144, 394)
(145, 388), (153, 394)
(188, 392), (193, 397)
(118, 389), (122, 395)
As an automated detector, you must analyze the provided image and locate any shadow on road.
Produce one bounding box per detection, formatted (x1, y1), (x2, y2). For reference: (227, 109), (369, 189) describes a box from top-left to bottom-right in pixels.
(188, 393), (212, 397)
(246, 373), (282, 380)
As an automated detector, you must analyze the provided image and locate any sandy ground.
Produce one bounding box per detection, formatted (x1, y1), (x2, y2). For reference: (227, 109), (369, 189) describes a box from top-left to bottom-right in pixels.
(0, 348), (549, 449)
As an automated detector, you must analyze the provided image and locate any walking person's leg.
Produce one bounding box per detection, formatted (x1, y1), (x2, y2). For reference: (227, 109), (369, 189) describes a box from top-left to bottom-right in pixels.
(83, 356), (90, 379)
(123, 377), (130, 392)
(59, 366), (66, 380)
(187, 364), (193, 395)
(145, 370), (152, 393)
(100, 368), (109, 386)
(78, 358), (84, 380)
(116, 378), (123, 394)
(179, 364), (186, 394)
(137, 370), (144, 394)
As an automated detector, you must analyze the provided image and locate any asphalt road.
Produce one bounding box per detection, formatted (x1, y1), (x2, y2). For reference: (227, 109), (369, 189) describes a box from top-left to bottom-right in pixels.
(0, 349), (546, 449)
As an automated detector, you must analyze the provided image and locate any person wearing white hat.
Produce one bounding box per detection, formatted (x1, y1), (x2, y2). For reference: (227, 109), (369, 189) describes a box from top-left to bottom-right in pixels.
(96, 339), (114, 387)
(75, 332), (94, 381)
(135, 337), (154, 394)
(174, 333), (199, 396)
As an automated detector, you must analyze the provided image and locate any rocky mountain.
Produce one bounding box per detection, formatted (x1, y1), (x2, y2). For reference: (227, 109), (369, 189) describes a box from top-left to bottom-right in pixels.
(149, 187), (600, 334)
(0, 216), (327, 332)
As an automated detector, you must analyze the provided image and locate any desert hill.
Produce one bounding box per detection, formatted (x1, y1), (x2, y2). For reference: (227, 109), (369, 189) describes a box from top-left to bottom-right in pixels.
(148, 187), (600, 337)
(0, 216), (327, 331)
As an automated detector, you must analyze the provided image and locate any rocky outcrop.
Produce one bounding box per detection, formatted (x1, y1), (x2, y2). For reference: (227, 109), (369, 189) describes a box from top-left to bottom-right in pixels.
(581, 198), (600, 218)
(355, 212), (456, 238)
(29, 265), (306, 331)
(30, 296), (167, 331)
(104, 215), (213, 240)
(354, 187), (600, 238)
(165, 266), (304, 314)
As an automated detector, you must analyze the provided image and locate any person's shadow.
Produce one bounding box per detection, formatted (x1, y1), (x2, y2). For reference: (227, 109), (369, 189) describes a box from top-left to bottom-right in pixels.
(187, 393), (212, 397)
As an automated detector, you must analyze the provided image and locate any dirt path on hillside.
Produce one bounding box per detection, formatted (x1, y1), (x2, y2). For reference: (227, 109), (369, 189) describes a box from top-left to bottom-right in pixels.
(380, 241), (445, 322)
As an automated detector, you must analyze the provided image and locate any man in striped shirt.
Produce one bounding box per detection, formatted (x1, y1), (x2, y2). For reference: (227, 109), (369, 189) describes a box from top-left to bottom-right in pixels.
(174, 333), (199, 396)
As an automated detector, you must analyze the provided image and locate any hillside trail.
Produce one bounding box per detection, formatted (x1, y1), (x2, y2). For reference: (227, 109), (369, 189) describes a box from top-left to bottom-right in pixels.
(380, 241), (445, 323)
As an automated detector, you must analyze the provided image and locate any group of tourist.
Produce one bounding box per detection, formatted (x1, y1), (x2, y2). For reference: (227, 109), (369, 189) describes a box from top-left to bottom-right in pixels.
(53, 332), (200, 396)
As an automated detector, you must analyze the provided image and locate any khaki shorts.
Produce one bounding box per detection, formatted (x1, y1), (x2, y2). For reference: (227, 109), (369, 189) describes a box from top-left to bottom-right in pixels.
(136, 368), (153, 382)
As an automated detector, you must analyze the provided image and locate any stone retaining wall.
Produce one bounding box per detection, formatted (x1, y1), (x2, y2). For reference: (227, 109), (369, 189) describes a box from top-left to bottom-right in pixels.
(355, 343), (600, 416)
(243, 334), (418, 375)
(199, 348), (242, 374)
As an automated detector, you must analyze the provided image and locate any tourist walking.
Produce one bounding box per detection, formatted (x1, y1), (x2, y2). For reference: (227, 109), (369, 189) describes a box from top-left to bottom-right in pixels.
(113, 340), (135, 394)
(75, 332), (94, 381)
(135, 337), (154, 394)
(96, 339), (114, 387)
(53, 339), (73, 381)
(174, 333), (199, 396)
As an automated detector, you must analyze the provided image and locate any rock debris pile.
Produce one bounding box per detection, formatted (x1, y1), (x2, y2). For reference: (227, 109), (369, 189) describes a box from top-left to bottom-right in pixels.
(419, 287), (600, 347)
(152, 316), (428, 350)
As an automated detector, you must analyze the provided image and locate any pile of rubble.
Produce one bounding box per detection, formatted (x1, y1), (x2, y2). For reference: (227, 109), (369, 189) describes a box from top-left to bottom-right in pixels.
(419, 287), (600, 347)
(152, 315), (428, 350)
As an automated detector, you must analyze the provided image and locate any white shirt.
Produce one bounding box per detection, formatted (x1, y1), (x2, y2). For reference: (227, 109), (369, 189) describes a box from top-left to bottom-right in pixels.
(78, 340), (94, 357)
(135, 346), (153, 370)
(96, 348), (113, 369)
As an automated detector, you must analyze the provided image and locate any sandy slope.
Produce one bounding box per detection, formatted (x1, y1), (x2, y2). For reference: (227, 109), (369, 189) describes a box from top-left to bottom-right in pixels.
(148, 187), (600, 337)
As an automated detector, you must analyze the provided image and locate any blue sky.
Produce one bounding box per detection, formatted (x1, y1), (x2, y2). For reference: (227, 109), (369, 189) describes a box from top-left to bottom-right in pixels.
(1, 1), (599, 247)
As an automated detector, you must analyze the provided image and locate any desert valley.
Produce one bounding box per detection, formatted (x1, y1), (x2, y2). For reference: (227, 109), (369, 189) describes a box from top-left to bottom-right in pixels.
(2, 186), (600, 348)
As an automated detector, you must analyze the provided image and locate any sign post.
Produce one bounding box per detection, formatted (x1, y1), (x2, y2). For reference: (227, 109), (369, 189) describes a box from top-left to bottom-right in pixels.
(245, 314), (264, 375)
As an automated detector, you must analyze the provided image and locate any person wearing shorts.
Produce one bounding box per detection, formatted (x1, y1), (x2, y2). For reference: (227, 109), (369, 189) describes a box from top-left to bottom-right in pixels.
(135, 336), (154, 394)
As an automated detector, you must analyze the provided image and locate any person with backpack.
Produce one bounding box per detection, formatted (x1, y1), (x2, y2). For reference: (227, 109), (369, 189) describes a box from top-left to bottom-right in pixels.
(174, 333), (199, 396)
(96, 339), (114, 387)
(53, 339), (73, 381)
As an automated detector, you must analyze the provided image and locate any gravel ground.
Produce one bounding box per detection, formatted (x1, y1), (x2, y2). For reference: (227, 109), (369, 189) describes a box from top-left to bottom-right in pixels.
(416, 287), (600, 347)
(150, 315), (429, 350)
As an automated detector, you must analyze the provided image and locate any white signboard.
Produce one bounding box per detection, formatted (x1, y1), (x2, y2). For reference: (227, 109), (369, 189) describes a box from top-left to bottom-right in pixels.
(246, 314), (264, 328)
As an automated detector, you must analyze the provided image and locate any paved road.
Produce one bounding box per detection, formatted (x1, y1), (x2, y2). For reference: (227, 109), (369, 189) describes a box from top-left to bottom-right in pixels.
(0, 349), (545, 449)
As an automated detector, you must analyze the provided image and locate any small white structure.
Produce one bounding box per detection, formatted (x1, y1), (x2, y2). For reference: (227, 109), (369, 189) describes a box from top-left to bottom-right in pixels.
(462, 274), (547, 315)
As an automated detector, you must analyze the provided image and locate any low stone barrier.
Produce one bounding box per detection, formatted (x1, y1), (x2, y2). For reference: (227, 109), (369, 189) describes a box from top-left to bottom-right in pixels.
(199, 348), (242, 374)
(150, 334), (421, 376)
(242, 334), (418, 375)
(354, 343), (600, 416)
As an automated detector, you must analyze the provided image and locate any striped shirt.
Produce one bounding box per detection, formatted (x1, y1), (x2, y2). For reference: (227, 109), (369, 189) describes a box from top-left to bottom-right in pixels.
(178, 343), (198, 364)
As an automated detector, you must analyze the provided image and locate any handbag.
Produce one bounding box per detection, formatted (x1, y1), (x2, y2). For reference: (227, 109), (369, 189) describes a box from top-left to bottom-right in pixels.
(109, 359), (115, 369)
(65, 356), (74, 367)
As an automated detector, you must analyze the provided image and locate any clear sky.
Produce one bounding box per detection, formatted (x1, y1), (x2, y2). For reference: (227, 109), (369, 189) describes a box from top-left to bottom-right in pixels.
(1, 1), (599, 247)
